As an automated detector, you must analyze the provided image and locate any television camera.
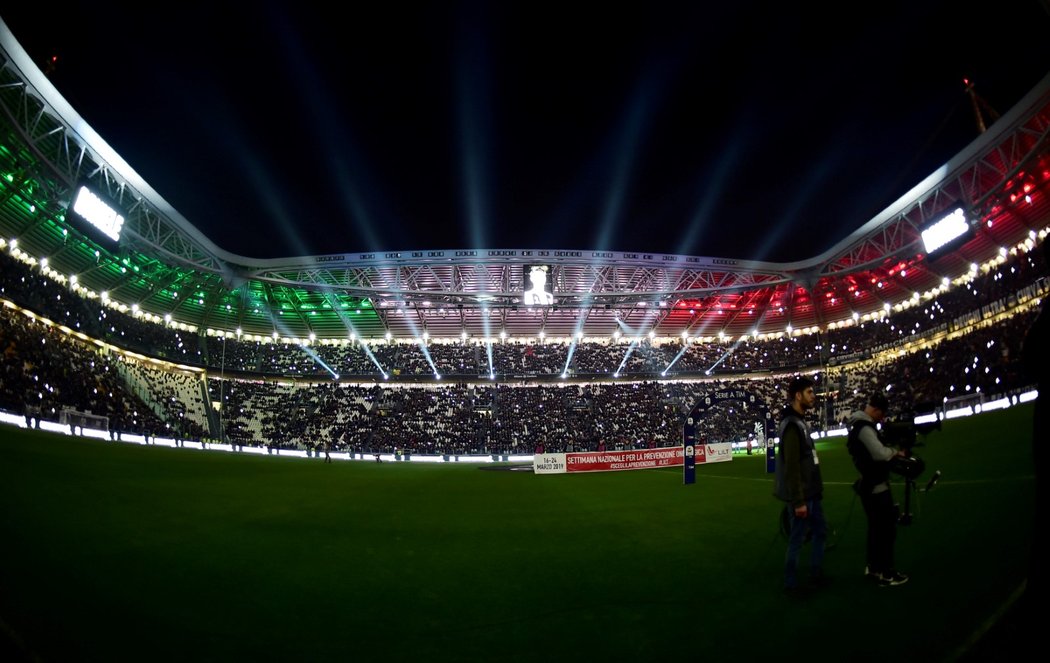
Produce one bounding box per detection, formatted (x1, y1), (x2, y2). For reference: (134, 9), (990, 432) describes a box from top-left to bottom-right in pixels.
(880, 402), (942, 525)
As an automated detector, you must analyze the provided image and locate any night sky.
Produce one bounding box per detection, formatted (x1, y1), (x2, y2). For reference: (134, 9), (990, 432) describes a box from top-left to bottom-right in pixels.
(3, 1), (1049, 262)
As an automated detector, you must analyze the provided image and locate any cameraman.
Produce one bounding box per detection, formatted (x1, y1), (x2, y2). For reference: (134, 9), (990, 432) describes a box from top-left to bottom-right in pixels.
(847, 392), (909, 587)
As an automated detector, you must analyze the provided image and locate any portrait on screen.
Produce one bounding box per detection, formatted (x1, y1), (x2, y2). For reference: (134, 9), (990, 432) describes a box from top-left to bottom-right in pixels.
(523, 264), (555, 306)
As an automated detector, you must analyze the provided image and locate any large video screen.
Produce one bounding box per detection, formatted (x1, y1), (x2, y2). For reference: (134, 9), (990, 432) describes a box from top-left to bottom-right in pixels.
(522, 264), (555, 306)
(67, 184), (125, 246)
(920, 204), (972, 258)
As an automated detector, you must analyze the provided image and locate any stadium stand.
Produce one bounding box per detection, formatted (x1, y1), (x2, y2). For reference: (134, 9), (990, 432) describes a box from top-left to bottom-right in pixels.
(1, 16), (1048, 453)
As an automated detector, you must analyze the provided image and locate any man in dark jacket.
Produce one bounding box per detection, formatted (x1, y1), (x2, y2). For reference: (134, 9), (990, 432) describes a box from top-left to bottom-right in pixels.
(774, 375), (826, 595)
(848, 392), (909, 586)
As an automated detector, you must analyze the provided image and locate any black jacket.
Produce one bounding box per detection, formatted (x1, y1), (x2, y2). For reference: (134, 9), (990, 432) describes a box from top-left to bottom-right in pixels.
(774, 412), (822, 506)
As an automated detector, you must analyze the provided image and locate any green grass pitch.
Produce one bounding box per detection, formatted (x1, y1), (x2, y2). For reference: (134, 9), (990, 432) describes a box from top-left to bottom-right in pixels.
(0, 404), (1036, 661)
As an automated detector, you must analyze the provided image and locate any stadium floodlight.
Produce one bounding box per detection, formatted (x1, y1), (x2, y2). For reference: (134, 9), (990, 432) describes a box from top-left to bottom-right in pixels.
(921, 204), (973, 258)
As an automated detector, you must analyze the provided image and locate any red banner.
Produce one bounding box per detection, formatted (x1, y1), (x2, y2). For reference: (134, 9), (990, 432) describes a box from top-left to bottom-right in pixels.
(565, 446), (684, 473)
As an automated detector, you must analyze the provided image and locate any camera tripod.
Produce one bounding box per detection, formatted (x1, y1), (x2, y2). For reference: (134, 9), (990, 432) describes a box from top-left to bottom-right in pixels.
(897, 469), (942, 526)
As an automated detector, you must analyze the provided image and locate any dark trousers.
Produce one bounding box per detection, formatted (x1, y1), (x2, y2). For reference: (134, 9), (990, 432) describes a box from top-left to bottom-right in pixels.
(784, 498), (826, 588)
(860, 488), (897, 574)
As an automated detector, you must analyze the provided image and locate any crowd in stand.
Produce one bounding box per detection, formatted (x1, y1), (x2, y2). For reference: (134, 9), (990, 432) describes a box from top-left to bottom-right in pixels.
(0, 242), (1046, 456)
(0, 307), (175, 438)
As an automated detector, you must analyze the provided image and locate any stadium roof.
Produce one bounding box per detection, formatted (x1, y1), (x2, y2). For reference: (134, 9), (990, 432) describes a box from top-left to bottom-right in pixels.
(2, 18), (1049, 342)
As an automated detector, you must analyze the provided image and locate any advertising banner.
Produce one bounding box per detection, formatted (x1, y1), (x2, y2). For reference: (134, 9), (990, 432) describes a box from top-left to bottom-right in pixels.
(565, 447), (684, 473)
(532, 444), (731, 475)
(533, 453), (567, 475)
